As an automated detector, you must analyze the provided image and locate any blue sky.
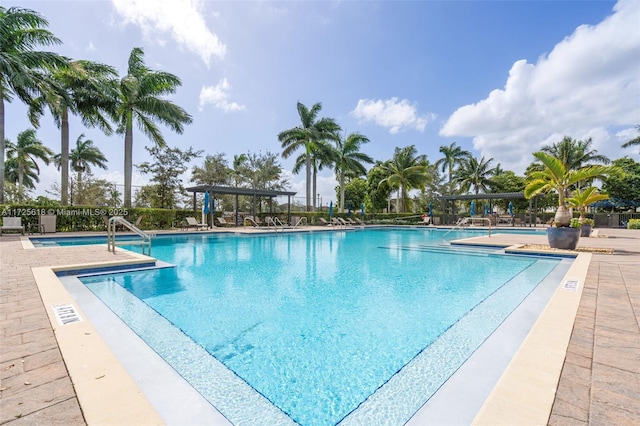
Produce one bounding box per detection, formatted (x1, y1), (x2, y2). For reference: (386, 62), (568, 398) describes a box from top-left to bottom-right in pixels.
(4, 0), (639, 205)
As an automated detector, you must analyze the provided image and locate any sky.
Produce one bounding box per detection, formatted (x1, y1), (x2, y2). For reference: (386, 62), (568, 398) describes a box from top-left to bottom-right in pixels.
(4, 0), (640, 206)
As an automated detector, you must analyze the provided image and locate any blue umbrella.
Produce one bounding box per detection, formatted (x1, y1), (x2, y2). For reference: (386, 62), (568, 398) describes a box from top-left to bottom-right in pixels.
(361, 203), (365, 217)
(508, 201), (513, 216)
(329, 201), (333, 219)
(203, 191), (210, 214)
(428, 202), (433, 217)
(484, 204), (489, 215)
(347, 203), (352, 216)
(470, 200), (476, 216)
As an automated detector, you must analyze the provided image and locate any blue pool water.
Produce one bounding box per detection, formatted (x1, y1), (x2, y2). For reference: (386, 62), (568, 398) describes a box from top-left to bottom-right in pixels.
(74, 228), (559, 425)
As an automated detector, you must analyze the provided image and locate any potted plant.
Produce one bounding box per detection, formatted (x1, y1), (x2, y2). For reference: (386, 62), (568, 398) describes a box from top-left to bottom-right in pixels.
(567, 186), (608, 237)
(524, 151), (619, 250)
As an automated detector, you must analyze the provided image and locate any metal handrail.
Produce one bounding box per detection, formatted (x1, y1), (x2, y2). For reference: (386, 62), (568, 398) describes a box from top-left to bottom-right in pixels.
(292, 217), (307, 228)
(107, 216), (153, 255)
(441, 217), (491, 242)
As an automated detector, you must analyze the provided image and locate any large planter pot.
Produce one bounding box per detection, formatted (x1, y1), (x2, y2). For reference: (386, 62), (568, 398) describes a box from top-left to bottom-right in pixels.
(580, 224), (592, 237)
(547, 227), (581, 250)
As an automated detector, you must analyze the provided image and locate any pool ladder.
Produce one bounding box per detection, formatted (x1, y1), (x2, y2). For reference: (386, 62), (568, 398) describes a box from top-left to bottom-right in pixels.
(107, 216), (153, 255)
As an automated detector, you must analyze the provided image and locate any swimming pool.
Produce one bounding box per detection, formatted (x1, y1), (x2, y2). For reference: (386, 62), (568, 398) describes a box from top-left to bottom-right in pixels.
(62, 228), (563, 424)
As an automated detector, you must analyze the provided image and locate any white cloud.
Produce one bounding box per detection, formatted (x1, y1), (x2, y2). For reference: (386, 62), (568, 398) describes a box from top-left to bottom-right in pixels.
(199, 79), (246, 112)
(111, 0), (226, 67)
(440, 0), (640, 173)
(85, 41), (96, 52)
(350, 97), (434, 134)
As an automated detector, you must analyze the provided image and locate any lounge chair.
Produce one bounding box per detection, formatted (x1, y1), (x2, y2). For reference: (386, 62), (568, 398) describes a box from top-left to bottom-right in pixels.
(1, 217), (25, 236)
(318, 217), (329, 226)
(243, 216), (259, 227)
(353, 217), (365, 225)
(186, 217), (208, 230)
(215, 217), (233, 227)
(345, 217), (357, 225)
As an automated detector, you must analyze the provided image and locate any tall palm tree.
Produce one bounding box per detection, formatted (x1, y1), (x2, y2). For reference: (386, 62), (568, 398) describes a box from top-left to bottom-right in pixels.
(434, 142), (470, 194)
(454, 155), (496, 196)
(114, 47), (193, 208)
(4, 155), (39, 189)
(54, 133), (107, 187)
(30, 60), (118, 205)
(4, 129), (54, 191)
(333, 132), (373, 212)
(622, 125), (640, 149)
(541, 136), (610, 170)
(278, 101), (340, 211)
(0, 6), (67, 203)
(378, 145), (429, 212)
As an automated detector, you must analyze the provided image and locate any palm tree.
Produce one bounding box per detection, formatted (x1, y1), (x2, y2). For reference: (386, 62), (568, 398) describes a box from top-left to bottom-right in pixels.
(567, 187), (610, 221)
(541, 136), (610, 170)
(114, 47), (193, 207)
(292, 139), (334, 211)
(278, 101), (340, 211)
(0, 6), (67, 203)
(54, 134), (107, 187)
(4, 155), (39, 189)
(4, 129), (54, 191)
(378, 145), (429, 212)
(454, 155), (496, 196)
(622, 125), (640, 150)
(434, 142), (470, 194)
(333, 132), (373, 212)
(30, 60), (118, 205)
(525, 152), (620, 226)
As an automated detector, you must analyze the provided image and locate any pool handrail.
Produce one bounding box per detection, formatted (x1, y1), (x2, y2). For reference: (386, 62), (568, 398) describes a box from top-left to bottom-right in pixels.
(107, 216), (153, 255)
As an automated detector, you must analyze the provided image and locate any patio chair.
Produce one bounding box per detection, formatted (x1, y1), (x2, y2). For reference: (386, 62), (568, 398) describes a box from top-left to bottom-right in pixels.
(39, 215), (57, 233)
(318, 217), (329, 226)
(186, 217), (208, 230)
(353, 217), (365, 225)
(0, 217), (25, 236)
(215, 217), (233, 227)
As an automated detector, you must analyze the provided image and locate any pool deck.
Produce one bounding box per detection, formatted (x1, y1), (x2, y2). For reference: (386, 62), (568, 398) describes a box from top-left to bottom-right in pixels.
(1, 226), (638, 425)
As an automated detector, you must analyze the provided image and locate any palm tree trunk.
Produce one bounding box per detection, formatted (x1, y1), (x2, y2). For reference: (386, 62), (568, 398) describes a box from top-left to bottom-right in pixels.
(60, 108), (69, 205)
(339, 171), (345, 212)
(18, 163), (24, 191)
(0, 94), (5, 204)
(124, 112), (134, 208)
(312, 162), (317, 212)
(305, 145), (311, 212)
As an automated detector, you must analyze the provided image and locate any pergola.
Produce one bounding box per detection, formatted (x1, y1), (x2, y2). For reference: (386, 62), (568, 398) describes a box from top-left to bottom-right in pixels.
(437, 192), (541, 226)
(185, 185), (297, 226)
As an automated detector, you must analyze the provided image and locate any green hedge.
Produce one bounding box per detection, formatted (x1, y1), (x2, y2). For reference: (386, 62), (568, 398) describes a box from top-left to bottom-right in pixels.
(628, 219), (640, 229)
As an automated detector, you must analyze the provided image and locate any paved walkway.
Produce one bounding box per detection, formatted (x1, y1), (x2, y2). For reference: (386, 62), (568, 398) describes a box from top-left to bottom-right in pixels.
(0, 228), (638, 425)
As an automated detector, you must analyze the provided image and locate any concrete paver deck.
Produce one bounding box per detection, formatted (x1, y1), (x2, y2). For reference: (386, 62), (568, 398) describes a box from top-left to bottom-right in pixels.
(0, 227), (638, 425)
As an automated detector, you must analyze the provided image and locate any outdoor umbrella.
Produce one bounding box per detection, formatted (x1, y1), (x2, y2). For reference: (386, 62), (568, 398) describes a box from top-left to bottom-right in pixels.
(361, 203), (365, 217)
(428, 202), (433, 218)
(204, 191), (210, 214)
(470, 200), (476, 216)
(484, 204), (489, 215)
(508, 201), (513, 216)
(329, 201), (333, 219)
(347, 203), (352, 216)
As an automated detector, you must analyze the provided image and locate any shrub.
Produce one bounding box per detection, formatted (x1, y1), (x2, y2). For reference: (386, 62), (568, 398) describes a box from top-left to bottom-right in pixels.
(628, 219), (640, 229)
(580, 218), (595, 226)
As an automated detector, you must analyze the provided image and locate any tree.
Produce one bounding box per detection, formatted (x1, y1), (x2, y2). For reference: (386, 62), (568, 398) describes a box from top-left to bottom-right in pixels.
(30, 60), (117, 205)
(136, 144), (201, 209)
(488, 170), (528, 212)
(524, 152), (621, 226)
(279, 101), (340, 211)
(366, 162), (393, 213)
(0, 6), (67, 203)
(602, 157), (640, 206)
(4, 155), (39, 189)
(339, 178), (368, 213)
(333, 132), (373, 212)
(115, 47), (193, 208)
(541, 136), (610, 170)
(378, 145), (429, 213)
(622, 125), (640, 150)
(567, 187), (609, 220)
(454, 155), (496, 196)
(434, 142), (470, 194)
(191, 153), (231, 186)
(4, 129), (53, 191)
(54, 133), (107, 190)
